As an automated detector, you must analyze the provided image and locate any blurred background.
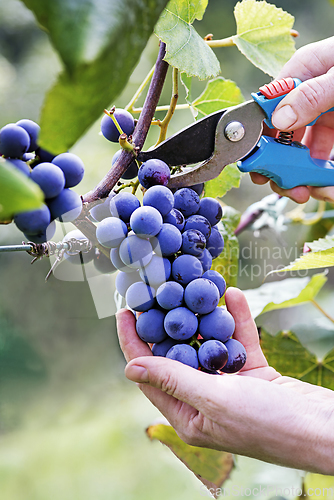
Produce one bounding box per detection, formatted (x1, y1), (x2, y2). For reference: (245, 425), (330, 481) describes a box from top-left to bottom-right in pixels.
(0, 0), (334, 498)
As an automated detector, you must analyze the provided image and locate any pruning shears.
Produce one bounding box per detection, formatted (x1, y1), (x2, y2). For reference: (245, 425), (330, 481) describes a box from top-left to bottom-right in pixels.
(137, 77), (334, 190)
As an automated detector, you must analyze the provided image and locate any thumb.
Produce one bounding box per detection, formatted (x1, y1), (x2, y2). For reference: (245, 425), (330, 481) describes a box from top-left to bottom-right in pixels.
(272, 71), (334, 131)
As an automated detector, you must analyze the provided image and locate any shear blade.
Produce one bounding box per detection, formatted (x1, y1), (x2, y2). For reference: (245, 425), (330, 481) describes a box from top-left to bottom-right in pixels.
(137, 109), (226, 166)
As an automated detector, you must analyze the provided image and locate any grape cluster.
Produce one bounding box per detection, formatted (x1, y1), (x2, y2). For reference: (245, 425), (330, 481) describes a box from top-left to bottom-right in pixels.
(0, 119), (84, 242)
(92, 157), (246, 374)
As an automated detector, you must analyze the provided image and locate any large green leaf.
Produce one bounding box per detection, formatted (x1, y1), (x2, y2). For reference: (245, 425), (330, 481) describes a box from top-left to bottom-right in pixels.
(21, 0), (169, 153)
(191, 78), (244, 119)
(211, 206), (240, 290)
(243, 273), (327, 319)
(232, 0), (296, 77)
(0, 159), (44, 219)
(147, 422), (234, 497)
(261, 329), (334, 390)
(154, 0), (220, 80)
(306, 235), (334, 252)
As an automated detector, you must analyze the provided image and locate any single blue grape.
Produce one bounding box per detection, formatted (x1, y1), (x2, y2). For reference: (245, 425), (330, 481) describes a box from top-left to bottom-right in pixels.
(163, 208), (185, 231)
(156, 281), (184, 310)
(138, 159), (170, 189)
(152, 337), (181, 357)
(52, 152), (85, 188)
(183, 214), (211, 239)
(115, 270), (141, 296)
(110, 247), (134, 273)
(62, 229), (95, 265)
(0, 123), (30, 158)
(198, 306), (235, 342)
(197, 197), (223, 226)
(89, 193), (115, 222)
(139, 254), (171, 288)
(119, 234), (153, 269)
(166, 344), (199, 369)
(130, 206), (162, 238)
(47, 188), (82, 222)
(136, 309), (167, 343)
(14, 204), (51, 235)
(197, 248), (212, 272)
(30, 162), (65, 199)
(184, 278), (219, 314)
(171, 254), (203, 286)
(24, 220), (56, 244)
(93, 249), (118, 274)
(151, 223), (182, 257)
(125, 282), (156, 311)
(96, 217), (128, 248)
(181, 229), (206, 256)
(202, 270), (226, 298)
(206, 226), (224, 259)
(174, 188), (200, 217)
(111, 149), (138, 180)
(198, 340), (228, 371)
(101, 109), (135, 142)
(7, 158), (30, 176)
(221, 339), (247, 373)
(110, 192), (140, 222)
(164, 307), (198, 340)
(16, 119), (40, 152)
(143, 185), (174, 216)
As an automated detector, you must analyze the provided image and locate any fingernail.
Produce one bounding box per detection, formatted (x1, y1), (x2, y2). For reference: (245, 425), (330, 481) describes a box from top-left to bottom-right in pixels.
(272, 105), (297, 130)
(126, 364), (149, 383)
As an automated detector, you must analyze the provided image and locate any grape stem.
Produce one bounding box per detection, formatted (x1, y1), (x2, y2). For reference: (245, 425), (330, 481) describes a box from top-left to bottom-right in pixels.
(82, 41), (168, 204)
(311, 299), (334, 324)
(155, 67), (179, 145)
(125, 64), (156, 113)
(104, 107), (124, 136)
(205, 29), (299, 48)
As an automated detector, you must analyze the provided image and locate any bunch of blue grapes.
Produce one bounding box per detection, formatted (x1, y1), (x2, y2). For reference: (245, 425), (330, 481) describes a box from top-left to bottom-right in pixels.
(92, 152), (247, 374)
(0, 119), (84, 242)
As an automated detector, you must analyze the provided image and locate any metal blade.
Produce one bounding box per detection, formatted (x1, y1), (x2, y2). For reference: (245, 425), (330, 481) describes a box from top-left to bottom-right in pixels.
(137, 109), (226, 166)
(167, 101), (266, 189)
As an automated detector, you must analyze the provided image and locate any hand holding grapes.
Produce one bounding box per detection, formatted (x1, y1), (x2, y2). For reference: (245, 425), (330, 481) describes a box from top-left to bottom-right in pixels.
(116, 287), (334, 474)
(251, 36), (334, 203)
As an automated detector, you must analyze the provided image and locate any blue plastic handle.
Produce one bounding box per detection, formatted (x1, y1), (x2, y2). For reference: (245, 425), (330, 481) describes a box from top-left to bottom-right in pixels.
(237, 78), (334, 189)
(238, 135), (334, 189)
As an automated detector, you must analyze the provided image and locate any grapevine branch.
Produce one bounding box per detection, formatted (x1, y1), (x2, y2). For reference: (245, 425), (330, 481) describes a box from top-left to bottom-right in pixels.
(82, 42), (169, 204)
(72, 42), (169, 257)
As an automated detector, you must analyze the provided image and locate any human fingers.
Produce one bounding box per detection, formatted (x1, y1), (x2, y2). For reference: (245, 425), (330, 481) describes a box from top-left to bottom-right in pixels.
(302, 118), (334, 160)
(249, 172), (270, 185)
(225, 288), (270, 372)
(271, 70), (334, 131)
(269, 181), (311, 204)
(276, 37), (334, 82)
(116, 308), (152, 362)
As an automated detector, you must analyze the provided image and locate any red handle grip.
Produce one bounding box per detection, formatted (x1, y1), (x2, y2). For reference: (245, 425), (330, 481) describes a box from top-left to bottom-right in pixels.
(259, 77), (295, 99)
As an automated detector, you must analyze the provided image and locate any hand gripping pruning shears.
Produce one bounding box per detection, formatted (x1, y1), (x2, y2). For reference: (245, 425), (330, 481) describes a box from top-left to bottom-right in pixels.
(137, 77), (334, 190)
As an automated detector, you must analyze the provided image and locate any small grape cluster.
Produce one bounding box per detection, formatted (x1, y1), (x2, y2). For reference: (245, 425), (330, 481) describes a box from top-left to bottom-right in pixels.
(92, 156), (247, 374)
(0, 119), (84, 242)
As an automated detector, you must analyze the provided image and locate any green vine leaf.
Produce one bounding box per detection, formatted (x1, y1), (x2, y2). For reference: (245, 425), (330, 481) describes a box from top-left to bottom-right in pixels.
(204, 164), (242, 199)
(261, 329), (334, 390)
(211, 206), (240, 290)
(22, 0), (169, 153)
(147, 422), (234, 497)
(268, 248), (334, 275)
(243, 273), (327, 319)
(155, 0), (220, 80)
(232, 0), (296, 77)
(306, 235), (334, 252)
(0, 159), (44, 220)
(191, 78), (244, 119)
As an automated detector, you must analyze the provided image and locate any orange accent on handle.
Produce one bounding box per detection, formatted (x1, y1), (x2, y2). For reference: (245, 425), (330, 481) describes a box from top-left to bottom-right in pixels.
(259, 77), (295, 99)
